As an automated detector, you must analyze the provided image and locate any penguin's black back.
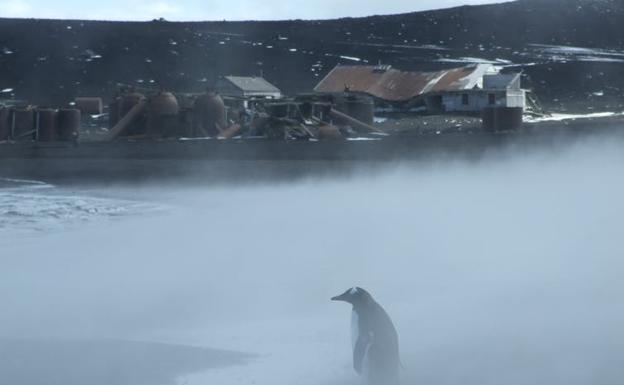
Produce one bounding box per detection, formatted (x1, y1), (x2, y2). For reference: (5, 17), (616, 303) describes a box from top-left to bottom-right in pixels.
(354, 299), (400, 385)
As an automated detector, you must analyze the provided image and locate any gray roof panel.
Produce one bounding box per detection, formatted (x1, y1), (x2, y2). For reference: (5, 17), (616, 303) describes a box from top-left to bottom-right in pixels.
(223, 76), (281, 93)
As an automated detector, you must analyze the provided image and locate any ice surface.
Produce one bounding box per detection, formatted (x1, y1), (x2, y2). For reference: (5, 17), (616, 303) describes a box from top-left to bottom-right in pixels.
(2, 137), (624, 385)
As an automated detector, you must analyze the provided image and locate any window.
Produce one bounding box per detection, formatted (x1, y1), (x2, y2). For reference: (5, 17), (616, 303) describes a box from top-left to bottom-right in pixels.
(488, 93), (496, 105)
(462, 94), (469, 105)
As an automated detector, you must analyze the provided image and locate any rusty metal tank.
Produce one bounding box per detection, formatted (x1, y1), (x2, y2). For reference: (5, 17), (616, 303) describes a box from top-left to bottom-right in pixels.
(177, 108), (194, 138)
(75, 97), (103, 115)
(57, 109), (81, 141)
(36, 108), (58, 142)
(11, 107), (35, 140)
(147, 92), (179, 136)
(193, 92), (226, 137)
(0, 107), (10, 140)
(318, 124), (343, 140)
(345, 96), (374, 126)
(335, 94), (374, 126)
(482, 107), (523, 132)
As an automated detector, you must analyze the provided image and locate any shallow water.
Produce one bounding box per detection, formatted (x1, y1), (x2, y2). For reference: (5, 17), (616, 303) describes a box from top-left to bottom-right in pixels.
(0, 178), (162, 236)
(1, 136), (624, 385)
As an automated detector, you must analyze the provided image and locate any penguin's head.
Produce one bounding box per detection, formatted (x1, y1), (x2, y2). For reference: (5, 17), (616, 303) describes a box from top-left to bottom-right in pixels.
(331, 287), (372, 306)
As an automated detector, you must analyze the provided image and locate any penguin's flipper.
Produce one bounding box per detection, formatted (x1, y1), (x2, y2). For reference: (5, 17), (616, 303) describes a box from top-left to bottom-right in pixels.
(353, 333), (371, 374)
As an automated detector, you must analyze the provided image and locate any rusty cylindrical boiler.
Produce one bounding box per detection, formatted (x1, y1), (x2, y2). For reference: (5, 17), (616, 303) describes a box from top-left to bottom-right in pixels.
(345, 96), (374, 126)
(75, 97), (103, 115)
(192, 92), (226, 137)
(11, 107), (35, 140)
(147, 92), (179, 136)
(36, 108), (58, 142)
(57, 109), (81, 141)
(318, 124), (343, 140)
(0, 107), (10, 141)
(482, 107), (523, 132)
(333, 94), (375, 126)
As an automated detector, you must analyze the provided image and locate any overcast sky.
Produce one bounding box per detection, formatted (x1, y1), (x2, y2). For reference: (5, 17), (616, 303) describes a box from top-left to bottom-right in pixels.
(0, 0), (509, 21)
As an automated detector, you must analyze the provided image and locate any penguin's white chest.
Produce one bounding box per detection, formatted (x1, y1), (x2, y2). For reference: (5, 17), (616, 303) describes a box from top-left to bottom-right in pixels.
(351, 309), (372, 379)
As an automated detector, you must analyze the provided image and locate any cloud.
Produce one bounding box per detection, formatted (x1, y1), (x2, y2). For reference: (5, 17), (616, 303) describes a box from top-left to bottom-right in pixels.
(0, 0), (31, 18)
(0, 0), (512, 21)
(177, 0), (511, 21)
(138, 1), (181, 19)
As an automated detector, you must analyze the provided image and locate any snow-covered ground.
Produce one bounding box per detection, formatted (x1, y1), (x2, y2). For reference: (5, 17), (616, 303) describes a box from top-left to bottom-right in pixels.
(524, 111), (624, 122)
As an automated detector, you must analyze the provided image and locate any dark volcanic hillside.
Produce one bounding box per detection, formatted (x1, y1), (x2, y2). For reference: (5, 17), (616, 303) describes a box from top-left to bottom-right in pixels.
(0, 0), (623, 111)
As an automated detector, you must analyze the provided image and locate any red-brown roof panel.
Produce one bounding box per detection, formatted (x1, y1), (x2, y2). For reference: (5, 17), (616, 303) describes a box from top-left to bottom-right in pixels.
(314, 65), (489, 102)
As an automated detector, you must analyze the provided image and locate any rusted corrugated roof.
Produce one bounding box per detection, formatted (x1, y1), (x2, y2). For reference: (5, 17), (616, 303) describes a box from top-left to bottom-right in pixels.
(314, 64), (493, 102)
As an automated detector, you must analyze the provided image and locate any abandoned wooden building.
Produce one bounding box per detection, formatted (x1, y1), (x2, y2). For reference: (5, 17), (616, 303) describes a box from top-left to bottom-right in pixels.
(314, 64), (526, 114)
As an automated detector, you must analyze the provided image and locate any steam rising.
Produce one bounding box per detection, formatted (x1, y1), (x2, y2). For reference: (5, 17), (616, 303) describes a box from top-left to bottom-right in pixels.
(1, 136), (624, 385)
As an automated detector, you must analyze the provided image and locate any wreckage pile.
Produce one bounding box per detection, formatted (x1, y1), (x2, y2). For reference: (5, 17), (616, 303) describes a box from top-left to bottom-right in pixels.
(0, 88), (386, 143)
(105, 88), (385, 142)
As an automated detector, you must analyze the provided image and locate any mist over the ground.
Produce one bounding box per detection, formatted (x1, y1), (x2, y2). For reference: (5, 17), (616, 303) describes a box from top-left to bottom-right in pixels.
(1, 136), (624, 385)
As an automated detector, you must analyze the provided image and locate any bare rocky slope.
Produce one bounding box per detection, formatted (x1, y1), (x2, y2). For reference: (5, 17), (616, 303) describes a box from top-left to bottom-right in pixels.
(0, 0), (622, 111)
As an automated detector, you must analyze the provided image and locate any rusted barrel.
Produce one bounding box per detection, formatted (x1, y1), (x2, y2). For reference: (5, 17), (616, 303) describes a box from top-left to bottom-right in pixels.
(482, 107), (523, 132)
(108, 98), (120, 129)
(0, 107), (10, 140)
(482, 107), (495, 132)
(11, 107), (35, 140)
(346, 97), (374, 126)
(147, 92), (179, 136)
(318, 124), (342, 140)
(75, 97), (103, 115)
(193, 92), (226, 137)
(57, 109), (81, 141)
(334, 94), (375, 126)
(36, 108), (58, 142)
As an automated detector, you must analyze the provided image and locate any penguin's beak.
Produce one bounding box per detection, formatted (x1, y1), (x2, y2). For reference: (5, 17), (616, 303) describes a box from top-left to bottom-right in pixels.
(331, 293), (346, 302)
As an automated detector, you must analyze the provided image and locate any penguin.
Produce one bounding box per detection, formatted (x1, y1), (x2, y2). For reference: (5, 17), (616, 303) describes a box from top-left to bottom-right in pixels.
(331, 287), (400, 385)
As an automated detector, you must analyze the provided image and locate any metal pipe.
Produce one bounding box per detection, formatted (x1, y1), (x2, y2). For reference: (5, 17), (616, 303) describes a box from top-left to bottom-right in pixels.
(329, 108), (386, 134)
(106, 99), (147, 140)
(35, 110), (40, 141)
(11, 110), (15, 140)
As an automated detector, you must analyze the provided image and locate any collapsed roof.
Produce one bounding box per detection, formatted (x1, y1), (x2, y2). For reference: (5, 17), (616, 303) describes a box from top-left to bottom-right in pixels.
(314, 64), (496, 102)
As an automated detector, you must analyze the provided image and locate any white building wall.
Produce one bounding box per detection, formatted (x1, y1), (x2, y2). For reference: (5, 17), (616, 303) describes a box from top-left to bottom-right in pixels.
(441, 91), (503, 112)
(505, 89), (526, 108)
(441, 89), (525, 112)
